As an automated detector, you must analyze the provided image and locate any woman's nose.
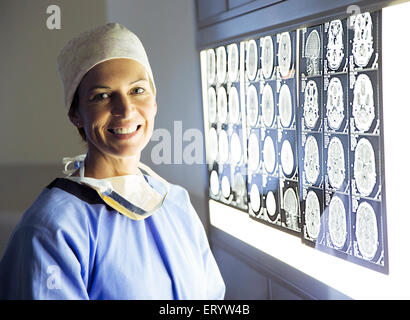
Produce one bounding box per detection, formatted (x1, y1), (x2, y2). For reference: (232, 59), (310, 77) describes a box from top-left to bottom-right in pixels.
(111, 93), (136, 118)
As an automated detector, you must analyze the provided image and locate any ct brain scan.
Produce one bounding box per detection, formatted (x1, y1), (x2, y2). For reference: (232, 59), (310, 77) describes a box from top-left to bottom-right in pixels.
(246, 39), (258, 80)
(210, 170), (219, 196)
(353, 74), (375, 132)
(216, 46), (227, 83)
(228, 86), (240, 124)
(228, 43), (239, 82)
(278, 32), (292, 77)
(284, 188), (299, 230)
(221, 175), (231, 199)
(305, 190), (321, 239)
(304, 135), (320, 185)
(354, 138), (376, 197)
(327, 136), (345, 190)
(250, 183), (261, 213)
(356, 201), (378, 260)
(263, 135), (276, 173)
(262, 83), (274, 127)
(281, 139), (294, 177)
(326, 20), (344, 70)
(230, 132), (242, 165)
(208, 127), (218, 163)
(207, 49), (216, 85)
(218, 129), (229, 163)
(328, 195), (347, 249)
(279, 84), (293, 128)
(352, 12), (374, 67)
(208, 86), (217, 124)
(261, 36), (274, 79)
(305, 29), (321, 75)
(304, 80), (319, 129)
(326, 77), (344, 130)
(248, 132), (260, 172)
(266, 190), (277, 217)
(247, 85), (259, 127)
(217, 86), (228, 123)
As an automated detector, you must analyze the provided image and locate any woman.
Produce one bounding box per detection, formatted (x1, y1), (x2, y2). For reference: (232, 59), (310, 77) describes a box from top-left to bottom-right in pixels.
(0, 23), (225, 299)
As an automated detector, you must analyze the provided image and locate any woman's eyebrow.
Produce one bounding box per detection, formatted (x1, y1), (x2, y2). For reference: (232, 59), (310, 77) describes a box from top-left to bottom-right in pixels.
(87, 79), (148, 93)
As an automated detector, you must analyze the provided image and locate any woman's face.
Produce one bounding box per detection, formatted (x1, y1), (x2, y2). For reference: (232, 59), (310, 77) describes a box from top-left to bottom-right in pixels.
(72, 58), (157, 161)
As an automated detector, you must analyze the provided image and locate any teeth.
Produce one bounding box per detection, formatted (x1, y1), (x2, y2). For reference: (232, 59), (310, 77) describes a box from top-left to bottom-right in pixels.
(111, 127), (137, 134)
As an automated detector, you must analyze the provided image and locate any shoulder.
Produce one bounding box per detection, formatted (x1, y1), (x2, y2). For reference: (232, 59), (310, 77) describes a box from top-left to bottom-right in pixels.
(17, 178), (109, 236)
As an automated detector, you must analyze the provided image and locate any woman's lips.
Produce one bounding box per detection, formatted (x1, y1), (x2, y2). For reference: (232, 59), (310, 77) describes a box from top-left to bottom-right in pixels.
(107, 124), (142, 139)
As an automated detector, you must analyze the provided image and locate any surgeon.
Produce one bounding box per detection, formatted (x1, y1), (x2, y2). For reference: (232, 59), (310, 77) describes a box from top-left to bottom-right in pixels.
(0, 23), (225, 300)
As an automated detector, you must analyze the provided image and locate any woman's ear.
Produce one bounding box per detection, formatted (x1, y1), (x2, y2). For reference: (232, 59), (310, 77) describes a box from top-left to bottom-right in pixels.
(68, 109), (83, 128)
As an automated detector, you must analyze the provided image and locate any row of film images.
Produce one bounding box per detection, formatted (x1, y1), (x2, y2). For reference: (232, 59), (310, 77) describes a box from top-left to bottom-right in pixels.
(202, 10), (387, 273)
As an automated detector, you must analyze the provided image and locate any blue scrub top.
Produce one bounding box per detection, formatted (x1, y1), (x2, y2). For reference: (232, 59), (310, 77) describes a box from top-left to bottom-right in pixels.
(0, 176), (225, 300)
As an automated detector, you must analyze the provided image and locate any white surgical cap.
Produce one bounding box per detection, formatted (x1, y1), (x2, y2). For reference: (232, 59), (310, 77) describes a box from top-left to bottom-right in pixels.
(57, 23), (156, 110)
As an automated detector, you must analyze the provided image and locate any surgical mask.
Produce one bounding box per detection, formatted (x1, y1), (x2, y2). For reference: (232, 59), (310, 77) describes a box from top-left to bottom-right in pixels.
(62, 154), (169, 220)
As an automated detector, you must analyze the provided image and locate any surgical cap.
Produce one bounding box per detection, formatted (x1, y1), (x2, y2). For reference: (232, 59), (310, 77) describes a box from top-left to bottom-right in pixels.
(57, 23), (156, 110)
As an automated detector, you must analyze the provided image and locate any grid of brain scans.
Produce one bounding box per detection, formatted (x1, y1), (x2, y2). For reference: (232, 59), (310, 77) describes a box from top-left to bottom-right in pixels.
(201, 10), (387, 273)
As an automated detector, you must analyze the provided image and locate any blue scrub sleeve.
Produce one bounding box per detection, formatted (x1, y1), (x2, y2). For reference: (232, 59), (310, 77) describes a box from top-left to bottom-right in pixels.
(0, 224), (89, 299)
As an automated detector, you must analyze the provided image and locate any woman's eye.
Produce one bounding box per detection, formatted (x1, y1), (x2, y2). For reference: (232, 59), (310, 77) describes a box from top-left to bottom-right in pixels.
(91, 92), (110, 101)
(133, 87), (145, 94)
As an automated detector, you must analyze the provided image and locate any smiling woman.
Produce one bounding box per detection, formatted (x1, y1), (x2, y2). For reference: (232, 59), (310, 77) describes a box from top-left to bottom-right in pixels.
(0, 23), (225, 300)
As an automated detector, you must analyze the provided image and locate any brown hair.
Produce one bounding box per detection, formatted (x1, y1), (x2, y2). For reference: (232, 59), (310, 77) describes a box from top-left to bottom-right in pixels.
(68, 88), (87, 141)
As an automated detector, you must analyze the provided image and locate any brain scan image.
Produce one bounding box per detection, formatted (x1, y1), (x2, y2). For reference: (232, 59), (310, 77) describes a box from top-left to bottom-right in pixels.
(305, 29), (321, 76)
(326, 77), (344, 130)
(228, 43), (239, 82)
(356, 201), (378, 260)
(261, 36), (274, 79)
(246, 39), (258, 80)
(328, 195), (347, 249)
(218, 129), (229, 164)
(304, 135), (320, 185)
(233, 173), (246, 199)
(263, 135), (276, 173)
(278, 32), (292, 78)
(284, 188), (299, 230)
(266, 190), (277, 218)
(247, 85), (259, 127)
(210, 170), (220, 196)
(208, 127), (218, 163)
(326, 20), (344, 70)
(208, 86), (217, 124)
(207, 49), (216, 84)
(353, 74), (375, 132)
(248, 132), (260, 172)
(221, 175), (231, 199)
(304, 80), (320, 129)
(354, 138), (376, 197)
(250, 183), (261, 213)
(262, 83), (274, 127)
(327, 136), (345, 190)
(352, 12), (374, 67)
(229, 86), (240, 124)
(279, 84), (293, 128)
(305, 190), (321, 240)
(216, 46), (227, 83)
(281, 139), (294, 177)
(230, 132), (242, 165)
(217, 86), (228, 123)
